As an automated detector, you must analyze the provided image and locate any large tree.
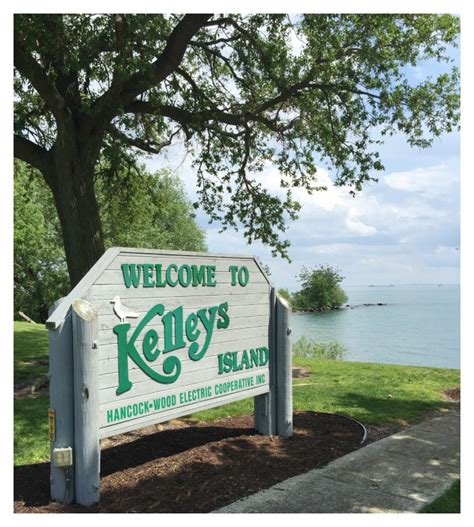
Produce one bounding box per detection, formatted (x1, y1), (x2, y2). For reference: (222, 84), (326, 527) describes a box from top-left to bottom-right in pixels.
(14, 159), (206, 321)
(14, 160), (69, 321)
(14, 14), (460, 286)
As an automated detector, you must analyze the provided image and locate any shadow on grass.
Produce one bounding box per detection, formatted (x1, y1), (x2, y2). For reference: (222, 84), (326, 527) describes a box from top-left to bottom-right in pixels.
(14, 396), (50, 466)
(421, 479), (460, 513)
(14, 326), (49, 384)
(14, 327), (49, 357)
(329, 392), (459, 424)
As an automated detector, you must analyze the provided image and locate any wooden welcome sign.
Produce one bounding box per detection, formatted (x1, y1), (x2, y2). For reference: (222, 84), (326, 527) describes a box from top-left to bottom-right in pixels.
(47, 248), (292, 506)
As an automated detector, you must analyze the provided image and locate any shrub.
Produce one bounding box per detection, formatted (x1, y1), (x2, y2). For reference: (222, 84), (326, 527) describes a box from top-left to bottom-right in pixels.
(292, 265), (348, 310)
(292, 336), (347, 360)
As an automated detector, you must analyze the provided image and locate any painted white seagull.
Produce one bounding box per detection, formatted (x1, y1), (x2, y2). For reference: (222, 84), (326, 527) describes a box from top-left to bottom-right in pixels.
(111, 296), (140, 323)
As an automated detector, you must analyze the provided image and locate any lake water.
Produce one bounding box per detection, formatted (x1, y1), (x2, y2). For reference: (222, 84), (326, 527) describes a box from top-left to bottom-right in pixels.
(291, 284), (460, 369)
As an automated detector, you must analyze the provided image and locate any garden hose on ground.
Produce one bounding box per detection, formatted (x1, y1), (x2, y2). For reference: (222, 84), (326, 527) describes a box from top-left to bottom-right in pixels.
(318, 411), (368, 444)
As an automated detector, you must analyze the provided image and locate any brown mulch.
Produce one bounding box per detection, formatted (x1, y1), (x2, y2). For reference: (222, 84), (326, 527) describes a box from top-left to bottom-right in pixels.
(14, 411), (397, 514)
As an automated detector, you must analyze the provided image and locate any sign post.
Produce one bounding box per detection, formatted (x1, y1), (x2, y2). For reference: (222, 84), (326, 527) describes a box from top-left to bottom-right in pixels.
(275, 295), (293, 438)
(48, 298), (75, 504)
(47, 248), (292, 505)
(72, 299), (100, 506)
(254, 287), (277, 435)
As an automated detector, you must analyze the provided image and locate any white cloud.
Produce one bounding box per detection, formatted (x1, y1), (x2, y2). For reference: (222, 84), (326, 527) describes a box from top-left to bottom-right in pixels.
(345, 208), (377, 236)
(436, 245), (459, 255)
(144, 140), (459, 288)
(310, 244), (356, 255)
(384, 164), (457, 197)
(345, 218), (377, 236)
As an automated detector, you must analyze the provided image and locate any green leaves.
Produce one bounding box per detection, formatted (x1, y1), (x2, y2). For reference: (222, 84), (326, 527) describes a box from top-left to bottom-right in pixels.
(292, 265), (348, 310)
(97, 162), (207, 253)
(14, 14), (460, 263)
(14, 159), (207, 321)
(14, 161), (70, 321)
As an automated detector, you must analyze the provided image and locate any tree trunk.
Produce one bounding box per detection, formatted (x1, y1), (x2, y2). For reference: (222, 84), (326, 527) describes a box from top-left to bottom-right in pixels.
(45, 134), (105, 287)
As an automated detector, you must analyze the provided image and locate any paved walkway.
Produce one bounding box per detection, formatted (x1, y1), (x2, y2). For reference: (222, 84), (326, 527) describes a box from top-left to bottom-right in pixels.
(214, 411), (460, 513)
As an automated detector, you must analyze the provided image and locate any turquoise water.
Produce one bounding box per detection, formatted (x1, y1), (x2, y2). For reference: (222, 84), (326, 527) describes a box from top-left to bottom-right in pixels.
(291, 284), (460, 369)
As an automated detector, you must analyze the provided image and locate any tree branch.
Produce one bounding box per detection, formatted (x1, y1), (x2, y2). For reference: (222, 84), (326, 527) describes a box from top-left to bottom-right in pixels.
(175, 67), (215, 105)
(192, 43), (251, 91)
(123, 14), (212, 96)
(189, 36), (240, 47)
(37, 15), (81, 108)
(106, 124), (179, 155)
(125, 101), (243, 127)
(14, 38), (66, 122)
(201, 17), (234, 27)
(224, 18), (284, 89)
(93, 14), (212, 126)
(112, 14), (130, 45)
(124, 79), (382, 135)
(14, 134), (49, 171)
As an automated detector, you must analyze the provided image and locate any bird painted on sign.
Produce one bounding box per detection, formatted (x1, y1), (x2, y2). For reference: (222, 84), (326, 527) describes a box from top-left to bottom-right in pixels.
(111, 296), (140, 323)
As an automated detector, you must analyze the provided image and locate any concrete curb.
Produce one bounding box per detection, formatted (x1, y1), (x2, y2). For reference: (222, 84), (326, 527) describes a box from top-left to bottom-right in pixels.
(213, 411), (460, 513)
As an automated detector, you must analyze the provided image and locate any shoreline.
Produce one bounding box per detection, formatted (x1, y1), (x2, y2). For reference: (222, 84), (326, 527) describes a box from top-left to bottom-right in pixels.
(292, 302), (388, 314)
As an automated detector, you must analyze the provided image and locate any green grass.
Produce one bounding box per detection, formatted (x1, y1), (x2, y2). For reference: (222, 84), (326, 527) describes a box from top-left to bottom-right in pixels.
(189, 357), (459, 425)
(14, 321), (49, 385)
(289, 357), (459, 426)
(14, 322), (51, 465)
(13, 321), (460, 466)
(421, 480), (460, 513)
(14, 395), (50, 465)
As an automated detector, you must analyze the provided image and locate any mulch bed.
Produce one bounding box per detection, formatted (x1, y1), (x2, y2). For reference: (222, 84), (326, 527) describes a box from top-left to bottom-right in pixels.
(14, 411), (394, 514)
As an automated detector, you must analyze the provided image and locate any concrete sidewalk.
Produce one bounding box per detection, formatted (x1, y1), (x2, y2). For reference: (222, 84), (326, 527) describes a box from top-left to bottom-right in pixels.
(214, 411), (460, 513)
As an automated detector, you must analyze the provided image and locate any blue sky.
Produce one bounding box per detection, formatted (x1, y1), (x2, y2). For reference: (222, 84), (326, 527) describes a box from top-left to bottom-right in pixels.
(146, 42), (460, 292)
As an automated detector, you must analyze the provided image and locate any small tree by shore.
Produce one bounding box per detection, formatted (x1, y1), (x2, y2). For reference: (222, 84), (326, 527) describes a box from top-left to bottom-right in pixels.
(292, 265), (348, 311)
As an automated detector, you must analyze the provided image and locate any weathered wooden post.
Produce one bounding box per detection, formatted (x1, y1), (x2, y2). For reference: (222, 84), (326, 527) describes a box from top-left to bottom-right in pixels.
(48, 298), (75, 504)
(275, 294), (293, 437)
(71, 299), (100, 506)
(254, 287), (278, 435)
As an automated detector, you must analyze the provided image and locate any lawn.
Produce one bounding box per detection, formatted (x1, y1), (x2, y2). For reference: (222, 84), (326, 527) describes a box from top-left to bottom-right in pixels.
(190, 357), (459, 425)
(421, 480), (460, 513)
(14, 321), (50, 465)
(13, 321), (460, 466)
(14, 320), (49, 385)
(14, 395), (50, 465)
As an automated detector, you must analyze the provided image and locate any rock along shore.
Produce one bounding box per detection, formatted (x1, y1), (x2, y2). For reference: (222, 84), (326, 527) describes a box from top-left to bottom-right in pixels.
(293, 303), (388, 314)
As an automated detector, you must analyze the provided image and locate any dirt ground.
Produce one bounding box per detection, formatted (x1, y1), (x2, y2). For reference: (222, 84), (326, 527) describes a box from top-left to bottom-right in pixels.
(14, 411), (404, 514)
(443, 387), (460, 402)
